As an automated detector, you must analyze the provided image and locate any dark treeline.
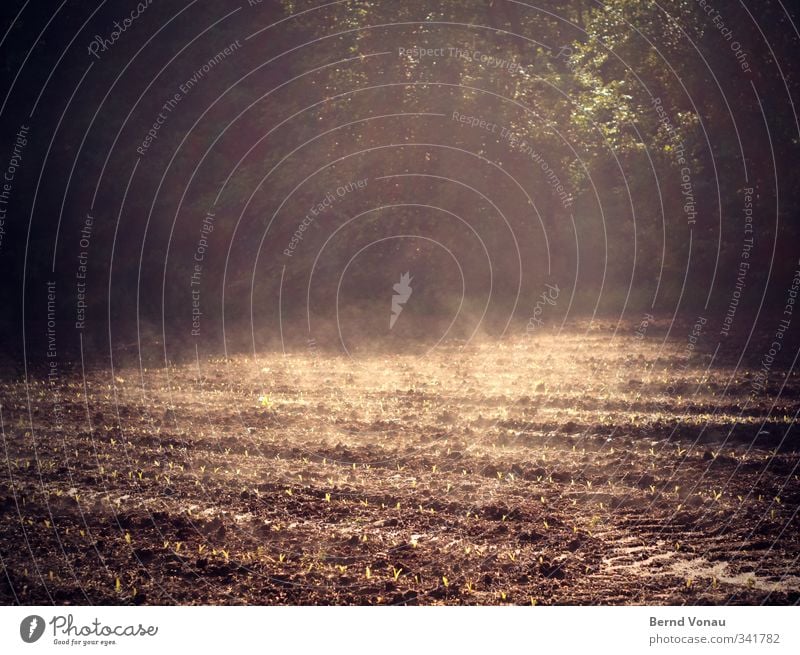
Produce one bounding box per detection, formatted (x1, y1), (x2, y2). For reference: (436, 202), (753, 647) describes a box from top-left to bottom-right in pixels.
(0, 1), (798, 365)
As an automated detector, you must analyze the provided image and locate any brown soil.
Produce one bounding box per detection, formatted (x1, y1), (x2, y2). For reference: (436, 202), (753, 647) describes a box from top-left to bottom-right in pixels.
(1, 332), (799, 605)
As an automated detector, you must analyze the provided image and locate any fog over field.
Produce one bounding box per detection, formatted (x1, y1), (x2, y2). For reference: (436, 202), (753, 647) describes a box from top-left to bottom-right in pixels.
(0, 0), (799, 607)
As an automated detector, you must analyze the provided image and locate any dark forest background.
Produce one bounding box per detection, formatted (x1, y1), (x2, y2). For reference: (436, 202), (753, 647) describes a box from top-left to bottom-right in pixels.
(0, 0), (799, 364)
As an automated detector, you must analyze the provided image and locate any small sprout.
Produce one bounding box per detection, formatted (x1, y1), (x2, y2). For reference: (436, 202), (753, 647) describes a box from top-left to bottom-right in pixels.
(365, 566), (372, 579)
(392, 567), (402, 581)
(124, 532), (131, 544)
(325, 493), (331, 502)
(278, 553), (286, 563)
(442, 575), (449, 587)
(115, 577), (122, 593)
